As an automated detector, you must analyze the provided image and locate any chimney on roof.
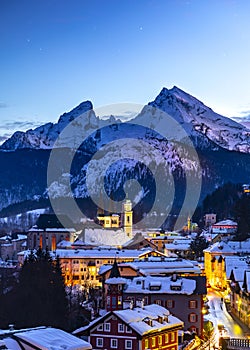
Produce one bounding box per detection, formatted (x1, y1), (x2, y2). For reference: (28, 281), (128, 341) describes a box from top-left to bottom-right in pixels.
(171, 273), (177, 282)
(9, 324), (14, 331)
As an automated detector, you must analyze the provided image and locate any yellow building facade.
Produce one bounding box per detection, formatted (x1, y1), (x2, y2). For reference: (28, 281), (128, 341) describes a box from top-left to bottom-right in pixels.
(203, 242), (235, 290)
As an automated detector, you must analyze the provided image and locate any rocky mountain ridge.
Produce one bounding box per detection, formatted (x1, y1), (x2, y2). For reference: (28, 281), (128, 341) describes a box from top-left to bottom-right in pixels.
(0, 87), (250, 230)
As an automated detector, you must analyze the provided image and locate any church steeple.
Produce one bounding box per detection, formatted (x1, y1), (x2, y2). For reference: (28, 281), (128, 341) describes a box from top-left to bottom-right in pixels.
(109, 259), (120, 278)
(123, 196), (133, 237)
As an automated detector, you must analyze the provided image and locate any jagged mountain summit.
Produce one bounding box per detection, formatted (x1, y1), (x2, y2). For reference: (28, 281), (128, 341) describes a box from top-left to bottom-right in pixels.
(134, 86), (250, 153)
(1, 86), (250, 229)
(1, 100), (118, 151)
(1, 86), (250, 153)
(0, 86), (250, 153)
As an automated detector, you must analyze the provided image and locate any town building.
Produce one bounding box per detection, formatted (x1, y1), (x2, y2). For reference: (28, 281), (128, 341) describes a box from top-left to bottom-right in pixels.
(0, 233), (27, 261)
(27, 214), (76, 251)
(203, 241), (235, 289)
(243, 184), (250, 195)
(99, 259), (205, 337)
(121, 275), (206, 337)
(73, 304), (183, 350)
(97, 198), (133, 237)
(164, 238), (193, 258)
(229, 262), (250, 329)
(204, 241), (250, 290)
(147, 233), (181, 253)
(122, 232), (157, 250)
(204, 213), (217, 227)
(17, 247), (164, 288)
(211, 219), (237, 235)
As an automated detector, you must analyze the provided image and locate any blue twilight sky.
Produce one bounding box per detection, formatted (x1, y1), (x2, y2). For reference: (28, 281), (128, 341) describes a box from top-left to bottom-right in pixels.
(1, 0), (250, 141)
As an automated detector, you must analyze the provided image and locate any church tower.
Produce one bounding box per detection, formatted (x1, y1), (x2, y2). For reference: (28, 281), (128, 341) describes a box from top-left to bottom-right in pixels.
(123, 197), (133, 237)
(187, 216), (191, 232)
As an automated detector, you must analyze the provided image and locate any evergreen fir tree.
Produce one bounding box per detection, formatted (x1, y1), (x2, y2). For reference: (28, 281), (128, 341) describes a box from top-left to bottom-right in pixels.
(2, 249), (68, 329)
(189, 235), (209, 259)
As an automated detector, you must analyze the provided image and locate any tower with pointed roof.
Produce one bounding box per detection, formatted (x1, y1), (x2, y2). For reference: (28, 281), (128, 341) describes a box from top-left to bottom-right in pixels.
(105, 260), (127, 311)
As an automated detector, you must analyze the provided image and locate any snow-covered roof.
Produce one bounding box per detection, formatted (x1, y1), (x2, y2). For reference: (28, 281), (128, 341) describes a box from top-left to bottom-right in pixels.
(231, 267), (246, 282)
(13, 327), (92, 350)
(203, 241), (235, 254)
(165, 240), (192, 251)
(84, 228), (131, 246)
(228, 239), (250, 253)
(243, 271), (250, 293)
(105, 277), (127, 285)
(212, 220), (237, 227)
(57, 240), (73, 248)
(2, 338), (22, 350)
(124, 276), (196, 295)
(224, 256), (250, 279)
(127, 258), (201, 275)
(98, 264), (113, 275)
(53, 248), (152, 259)
(114, 304), (183, 335)
(29, 227), (75, 232)
(73, 239), (88, 246)
(0, 234), (27, 242)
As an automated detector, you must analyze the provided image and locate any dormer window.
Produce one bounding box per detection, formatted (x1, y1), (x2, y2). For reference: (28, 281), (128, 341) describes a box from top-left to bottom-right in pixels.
(149, 282), (161, 291)
(170, 284), (182, 291)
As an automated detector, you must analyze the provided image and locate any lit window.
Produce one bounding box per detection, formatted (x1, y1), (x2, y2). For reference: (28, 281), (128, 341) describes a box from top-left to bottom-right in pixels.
(111, 339), (118, 348)
(104, 323), (111, 332)
(125, 340), (132, 349)
(165, 334), (169, 343)
(155, 300), (162, 305)
(152, 337), (156, 347)
(189, 313), (197, 323)
(118, 323), (124, 332)
(171, 332), (175, 342)
(96, 338), (103, 347)
(158, 335), (162, 345)
(189, 300), (197, 309)
(145, 339), (149, 348)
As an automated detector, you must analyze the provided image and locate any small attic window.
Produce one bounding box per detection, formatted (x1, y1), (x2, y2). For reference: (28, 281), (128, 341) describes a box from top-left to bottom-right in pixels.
(149, 282), (161, 291)
(170, 284), (182, 291)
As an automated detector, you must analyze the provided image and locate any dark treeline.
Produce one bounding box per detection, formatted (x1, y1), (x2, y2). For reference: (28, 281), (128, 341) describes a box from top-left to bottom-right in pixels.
(193, 182), (250, 240)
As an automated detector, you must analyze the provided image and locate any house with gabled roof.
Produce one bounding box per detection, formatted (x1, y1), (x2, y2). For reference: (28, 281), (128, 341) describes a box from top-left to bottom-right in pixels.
(211, 219), (237, 234)
(203, 241), (235, 289)
(73, 304), (183, 350)
(121, 275), (206, 337)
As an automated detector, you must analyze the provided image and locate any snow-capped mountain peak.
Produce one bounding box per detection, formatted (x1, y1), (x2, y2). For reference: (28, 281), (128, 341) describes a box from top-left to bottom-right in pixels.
(57, 100), (93, 125)
(142, 86), (250, 152)
(1, 86), (250, 153)
(0, 100), (112, 151)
